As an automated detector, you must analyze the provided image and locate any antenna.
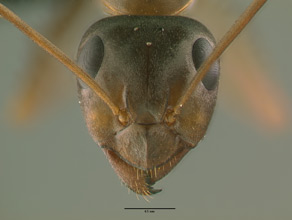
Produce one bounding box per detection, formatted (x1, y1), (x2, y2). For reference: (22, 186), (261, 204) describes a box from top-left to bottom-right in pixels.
(169, 0), (267, 120)
(0, 4), (123, 119)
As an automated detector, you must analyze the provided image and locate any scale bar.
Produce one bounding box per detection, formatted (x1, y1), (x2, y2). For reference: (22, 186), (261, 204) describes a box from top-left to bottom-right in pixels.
(124, 208), (176, 210)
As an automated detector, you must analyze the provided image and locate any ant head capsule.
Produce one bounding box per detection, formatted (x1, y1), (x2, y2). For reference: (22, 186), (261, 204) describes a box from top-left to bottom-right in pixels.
(77, 16), (219, 195)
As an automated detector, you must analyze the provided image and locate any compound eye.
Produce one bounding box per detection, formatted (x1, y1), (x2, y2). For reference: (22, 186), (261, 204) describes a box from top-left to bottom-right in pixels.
(192, 38), (219, 90)
(77, 35), (104, 88)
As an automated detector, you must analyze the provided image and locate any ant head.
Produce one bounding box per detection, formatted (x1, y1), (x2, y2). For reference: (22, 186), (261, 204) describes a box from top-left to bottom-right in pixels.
(77, 16), (219, 194)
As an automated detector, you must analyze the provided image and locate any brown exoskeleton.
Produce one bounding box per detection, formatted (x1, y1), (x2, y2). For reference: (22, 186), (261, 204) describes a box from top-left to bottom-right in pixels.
(0, 0), (267, 196)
